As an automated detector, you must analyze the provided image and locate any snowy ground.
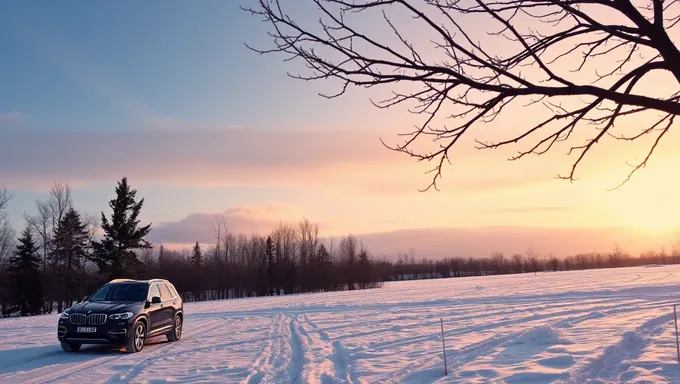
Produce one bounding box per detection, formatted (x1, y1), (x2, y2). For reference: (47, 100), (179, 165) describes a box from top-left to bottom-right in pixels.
(3, 266), (680, 383)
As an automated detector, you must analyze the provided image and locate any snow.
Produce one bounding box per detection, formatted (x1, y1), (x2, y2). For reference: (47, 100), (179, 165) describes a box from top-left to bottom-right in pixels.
(3, 266), (680, 383)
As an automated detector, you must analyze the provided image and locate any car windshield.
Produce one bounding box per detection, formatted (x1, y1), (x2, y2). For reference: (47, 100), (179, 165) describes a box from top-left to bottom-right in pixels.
(89, 283), (148, 302)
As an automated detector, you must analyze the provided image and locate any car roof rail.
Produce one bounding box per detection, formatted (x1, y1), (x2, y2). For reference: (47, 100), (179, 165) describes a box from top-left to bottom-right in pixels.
(148, 278), (169, 283)
(107, 278), (170, 284)
(108, 278), (136, 283)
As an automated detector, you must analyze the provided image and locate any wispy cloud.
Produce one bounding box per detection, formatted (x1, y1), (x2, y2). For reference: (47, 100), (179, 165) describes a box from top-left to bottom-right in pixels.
(480, 206), (572, 214)
(0, 124), (567, 196)
(0, 111), (25, 121)
(0, 128), (405, 190)
(148, 117), (243, 132)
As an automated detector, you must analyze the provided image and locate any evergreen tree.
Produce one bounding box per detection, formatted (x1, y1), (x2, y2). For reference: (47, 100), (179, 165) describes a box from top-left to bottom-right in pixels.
(93, 177), (152, 279)
(158, 244), (166, 267)
(191, 242), (202, 266)
(8, 227), (43, 315)
(317, 243), (330, 263)
(316, 243), (331, 291)
(189, 242), (203, 300)
(265, 236), (274, 295)
(0, 267), (9, 317)
(51, 208), (89, 310)
(358, 249), (370, 289)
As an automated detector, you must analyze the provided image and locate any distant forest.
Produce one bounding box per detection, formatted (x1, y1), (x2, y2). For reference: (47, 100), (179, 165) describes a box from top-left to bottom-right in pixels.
(0, 179), (678, 318)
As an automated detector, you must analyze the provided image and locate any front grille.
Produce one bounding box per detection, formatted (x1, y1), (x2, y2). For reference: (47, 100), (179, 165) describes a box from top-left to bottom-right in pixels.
(69, 313), (86, 325)
(87, 314), (107, 325)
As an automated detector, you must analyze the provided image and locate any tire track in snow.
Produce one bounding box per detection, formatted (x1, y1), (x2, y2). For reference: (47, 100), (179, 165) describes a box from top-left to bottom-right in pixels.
(1, 317), (223, 384)
(363, 299), (660, 356)
(376, 305), (648, 384)
(5, 352), (130, 384)
(0, 349), (64, 370)
(377, 328), (523, 384)
(558, 312), (673, 384)
(288, 313), (305, 384)
(294, 312), (358, 384)
(321, 297), (637, 337)
(244, 313), (303, 384)
(309, 313), (361, 384)
(102, 317), (230, 383)
(242, 313), (286, 384)
(291, 313), (322, 383)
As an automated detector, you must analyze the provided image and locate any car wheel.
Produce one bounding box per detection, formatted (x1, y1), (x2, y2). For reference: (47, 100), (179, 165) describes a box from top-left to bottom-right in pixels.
(60, 341), (81, 352)
(167, 314), (182, 342)
(125, 321), (146, 353)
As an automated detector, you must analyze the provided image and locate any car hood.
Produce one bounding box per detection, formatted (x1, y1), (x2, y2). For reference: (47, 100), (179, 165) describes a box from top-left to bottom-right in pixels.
(67, 301), (141, 314)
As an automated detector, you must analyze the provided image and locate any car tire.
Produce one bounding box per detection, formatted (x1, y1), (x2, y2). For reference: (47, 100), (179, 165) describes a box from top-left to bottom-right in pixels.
(167, 314), (182, 342)
(60, 341), (81, 352)
(125, 320), (146, 353)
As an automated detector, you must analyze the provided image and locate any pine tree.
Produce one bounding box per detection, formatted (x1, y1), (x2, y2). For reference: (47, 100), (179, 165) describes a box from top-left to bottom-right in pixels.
(8, 227), (43, 315)
(265, 236), (274, 295)
(93, 177), (152, 279)
(158, 244), (166, 268)
(317, 243), (328, 261)
(189, 241), (203, 300)
(316, 243), (331, 291)
(51, 208), (89, 310)
(191, 242), (202, 266)
(358, 249), (370, 289)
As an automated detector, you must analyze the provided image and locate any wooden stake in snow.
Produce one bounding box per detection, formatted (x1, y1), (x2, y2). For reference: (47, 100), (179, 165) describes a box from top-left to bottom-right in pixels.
(674, 304), (680, 364)
(441, 318), (448, 376)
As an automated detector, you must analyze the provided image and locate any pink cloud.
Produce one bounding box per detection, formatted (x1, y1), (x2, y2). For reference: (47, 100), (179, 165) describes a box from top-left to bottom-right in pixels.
(2, 122), (639, 195)
(0, 111), (25, 121)
(0, 128), (403, 188)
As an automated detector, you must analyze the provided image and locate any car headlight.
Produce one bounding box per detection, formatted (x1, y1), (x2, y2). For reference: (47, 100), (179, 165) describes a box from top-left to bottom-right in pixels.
(60, 311), (70, 319)
(109, 312), (134, 320)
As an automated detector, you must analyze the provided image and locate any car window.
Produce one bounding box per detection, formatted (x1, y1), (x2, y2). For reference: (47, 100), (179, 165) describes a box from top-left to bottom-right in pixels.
(166, 283), (178, 297)
(163, 283), (177, 298)
(148, 284), (160, 300)
(159, 283), (173, 300)
(90, 283), (148, 302)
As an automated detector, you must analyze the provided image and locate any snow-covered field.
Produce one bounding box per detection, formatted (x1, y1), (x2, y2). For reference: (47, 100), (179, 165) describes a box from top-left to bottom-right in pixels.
(3, 266), (680, 383)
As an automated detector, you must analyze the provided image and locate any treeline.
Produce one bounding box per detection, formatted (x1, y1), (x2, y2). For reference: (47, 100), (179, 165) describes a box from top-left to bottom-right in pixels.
(143, 223), (380, 302)
(0, 179), (382, 317)
(2, 179), (679, 318)
(373, 247), (680, 280)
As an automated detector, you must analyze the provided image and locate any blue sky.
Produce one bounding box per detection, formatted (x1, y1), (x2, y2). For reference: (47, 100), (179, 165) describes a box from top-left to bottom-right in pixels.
(0, 1), (340, 131)
(2, 0), (680, 256)
(0, 0), (418, 240)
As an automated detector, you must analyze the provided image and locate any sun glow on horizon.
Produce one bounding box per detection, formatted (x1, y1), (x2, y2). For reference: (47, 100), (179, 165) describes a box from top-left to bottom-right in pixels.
(600, 156), (680, 233)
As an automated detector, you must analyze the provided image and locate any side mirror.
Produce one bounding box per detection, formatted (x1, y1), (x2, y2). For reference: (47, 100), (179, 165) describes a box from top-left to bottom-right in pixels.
(81, 295), (89, 302)
(151, 296), (162, 304)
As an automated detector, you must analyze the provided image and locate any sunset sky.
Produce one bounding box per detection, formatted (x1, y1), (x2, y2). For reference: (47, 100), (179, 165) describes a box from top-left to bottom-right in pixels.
(2, 1), (679, 257)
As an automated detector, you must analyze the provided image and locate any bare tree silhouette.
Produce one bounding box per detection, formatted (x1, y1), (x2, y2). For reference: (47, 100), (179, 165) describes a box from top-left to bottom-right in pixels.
(244, 0), (680, 190)
(0, 189), (14, 263)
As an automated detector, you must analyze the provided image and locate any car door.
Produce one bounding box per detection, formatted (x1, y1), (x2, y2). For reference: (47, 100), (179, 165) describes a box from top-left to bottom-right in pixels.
(165, 283), (182, 310)
(157, 283), (176, 327)
(146, 283), (165, 333)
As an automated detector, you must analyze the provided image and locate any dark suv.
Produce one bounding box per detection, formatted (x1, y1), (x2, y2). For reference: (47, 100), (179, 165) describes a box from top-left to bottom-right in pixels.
(57, 278), (184, 353)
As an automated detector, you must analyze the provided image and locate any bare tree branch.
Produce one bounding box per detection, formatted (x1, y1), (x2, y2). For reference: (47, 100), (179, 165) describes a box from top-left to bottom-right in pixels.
(244, 0), (680, 190)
